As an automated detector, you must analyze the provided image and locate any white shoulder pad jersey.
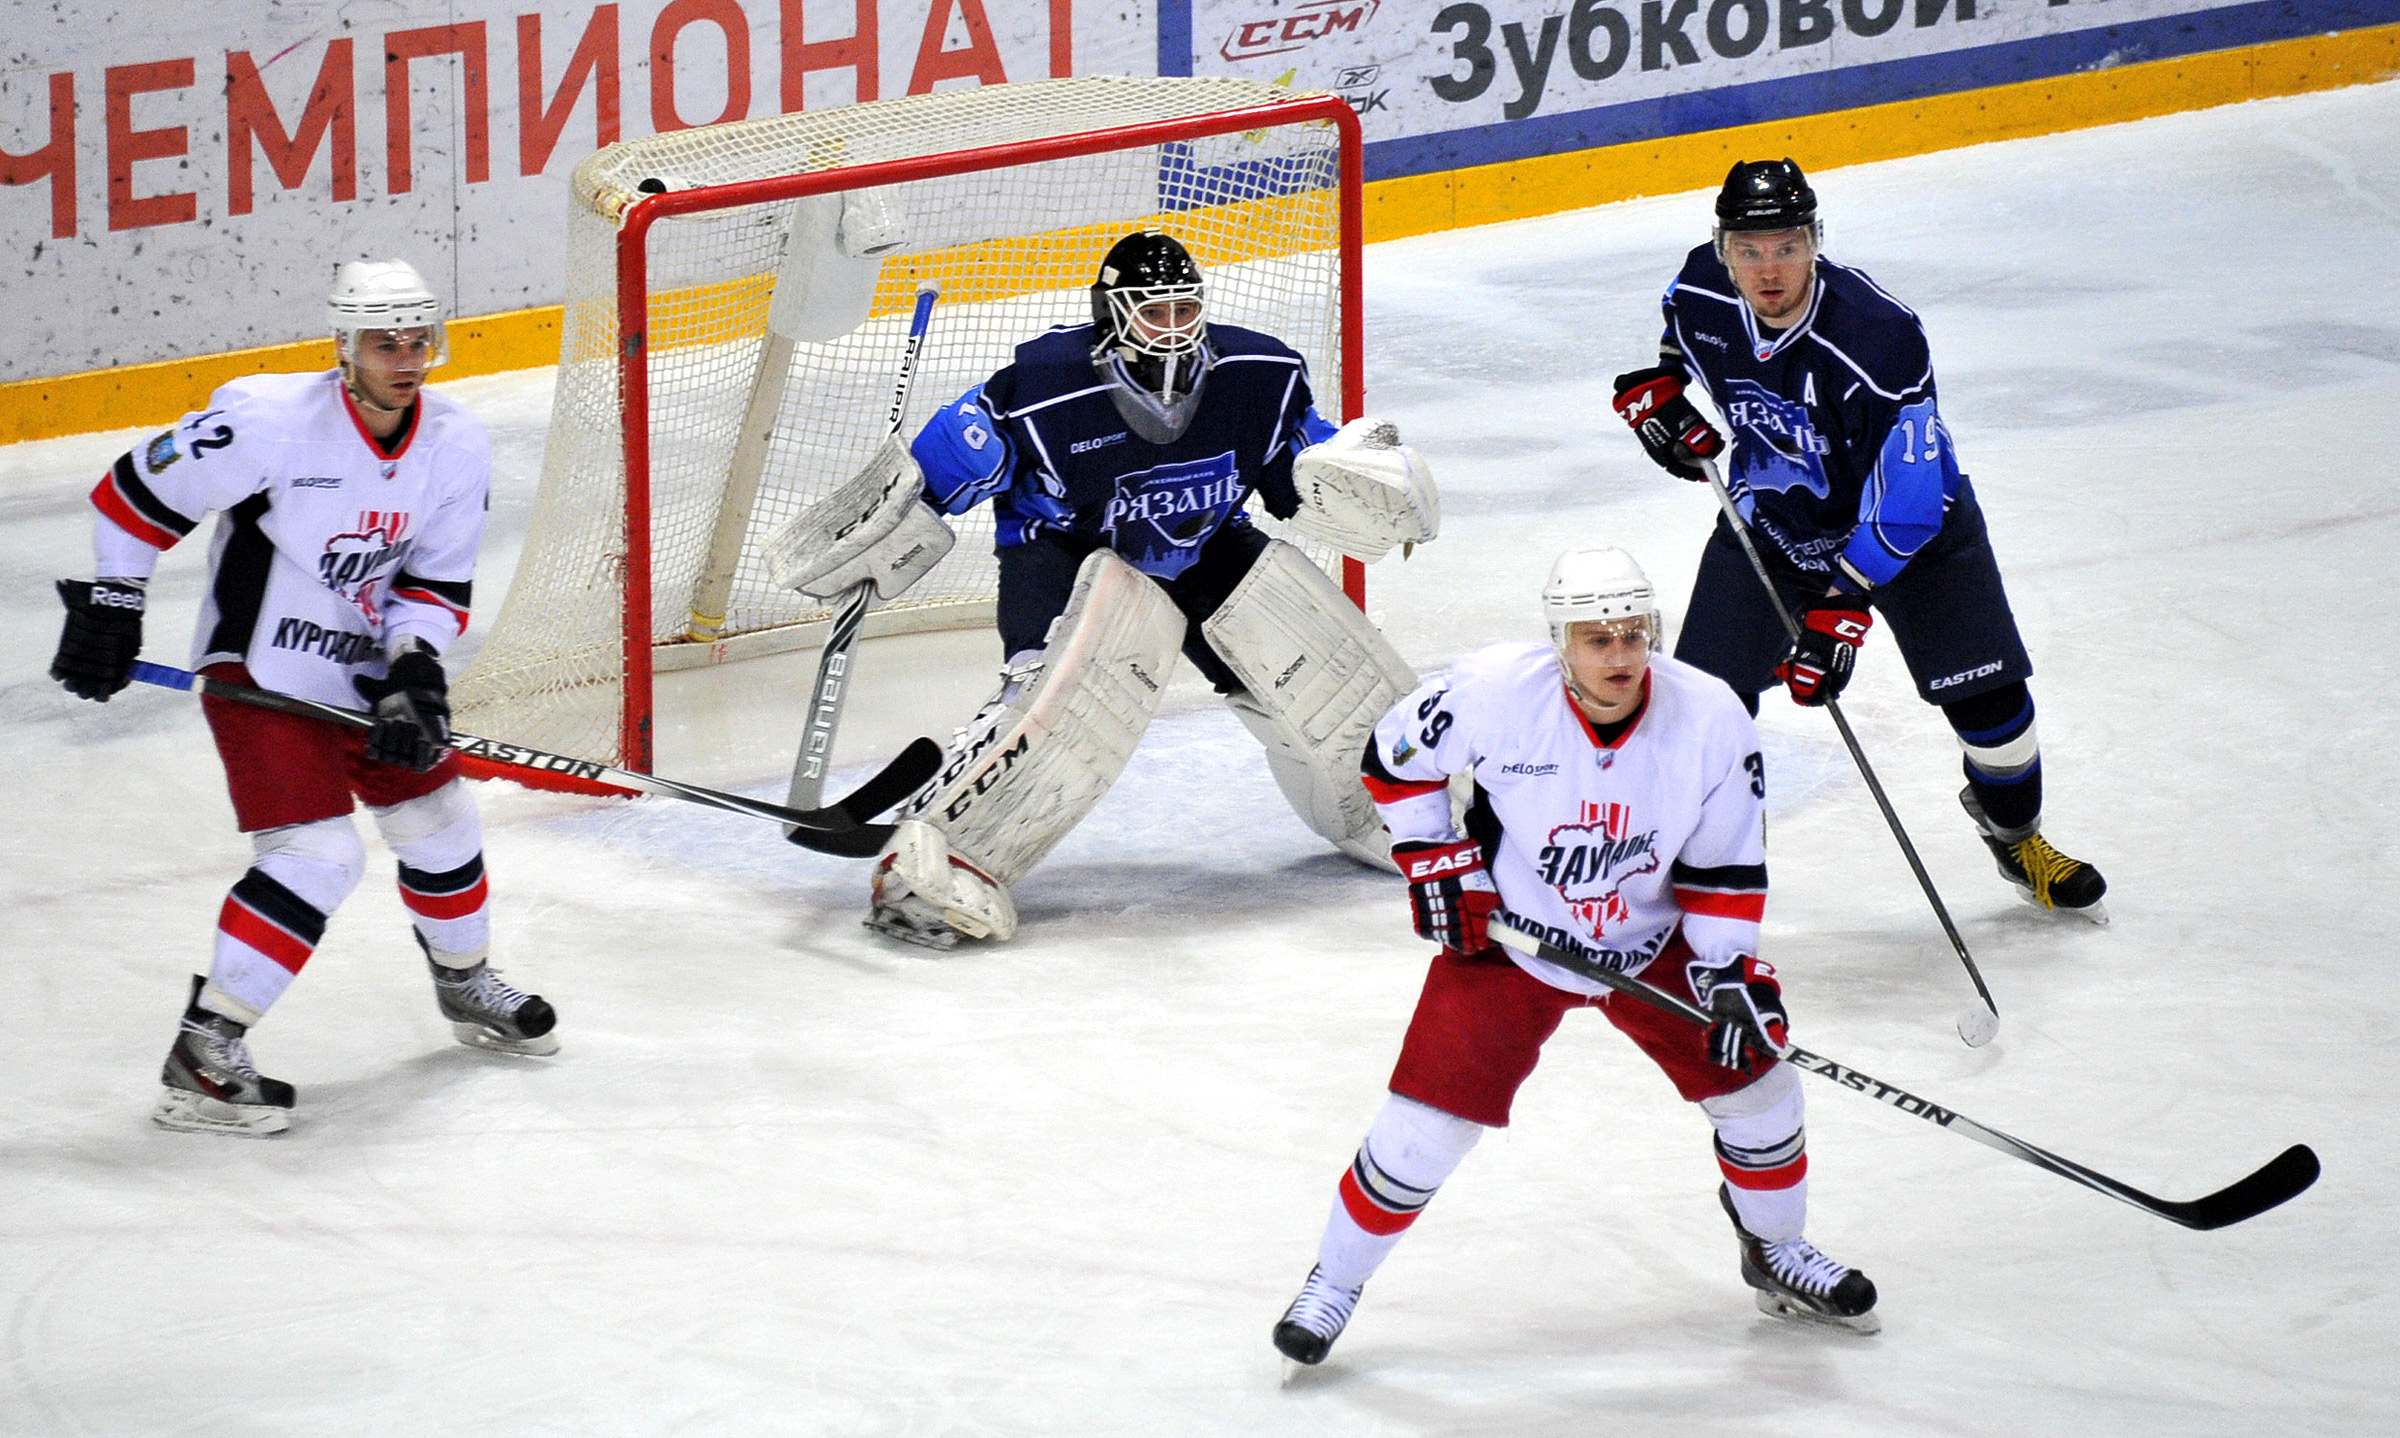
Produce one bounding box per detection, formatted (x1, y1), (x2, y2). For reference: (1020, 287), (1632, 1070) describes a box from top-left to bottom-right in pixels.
(90, 370), (490, 708)
(1364, 643), (1767, 996)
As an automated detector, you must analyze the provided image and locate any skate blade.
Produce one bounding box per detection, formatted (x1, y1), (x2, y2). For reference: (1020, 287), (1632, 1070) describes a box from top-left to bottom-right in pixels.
(1753, 1288), (1880, 1334)
(152, 1088), (290, 1137)
(451, 1023), (560, 1057)
(864, 912), (961, 950)
(2012, 886), (2110, 926)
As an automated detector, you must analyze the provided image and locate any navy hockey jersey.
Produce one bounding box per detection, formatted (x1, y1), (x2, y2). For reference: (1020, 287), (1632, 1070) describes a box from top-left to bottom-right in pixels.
(910, 322), (1333, 580)
(1660, 245), (1968, 593)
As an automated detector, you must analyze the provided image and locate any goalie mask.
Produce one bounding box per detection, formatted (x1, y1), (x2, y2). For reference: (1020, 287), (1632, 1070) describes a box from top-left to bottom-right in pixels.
(1090, 230), (1213, 442)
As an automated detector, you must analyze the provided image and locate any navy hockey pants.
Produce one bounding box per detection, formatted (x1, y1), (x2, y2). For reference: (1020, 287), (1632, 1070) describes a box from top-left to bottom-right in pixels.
(1673, 487), (2033, 706)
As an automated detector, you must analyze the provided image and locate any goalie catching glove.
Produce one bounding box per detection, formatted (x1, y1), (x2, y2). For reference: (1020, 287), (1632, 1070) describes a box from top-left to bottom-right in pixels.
(765, 437), (957, 602)
(1611, 367), (1723, 481)
(1687, 954), (1789, 1072)
(1395, 838), (1499, 955)
(1286, 417), (1439, 563)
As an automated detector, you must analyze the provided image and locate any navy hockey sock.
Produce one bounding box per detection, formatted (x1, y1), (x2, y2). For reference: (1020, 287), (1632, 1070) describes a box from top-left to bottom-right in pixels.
(1945, 683), (2041, 835)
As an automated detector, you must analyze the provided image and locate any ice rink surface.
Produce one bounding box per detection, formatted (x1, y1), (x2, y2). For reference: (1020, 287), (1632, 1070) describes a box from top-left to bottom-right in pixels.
(4, 81), (2396, 1435)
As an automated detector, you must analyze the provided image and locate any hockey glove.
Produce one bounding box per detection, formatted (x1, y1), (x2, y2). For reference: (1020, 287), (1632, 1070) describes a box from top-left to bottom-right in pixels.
(352, 641), (452, 772)
(51, 578), (146, 701)
(1687, 955), (1789, 1073)
(1774, 600), (1872, 706)
(1611, 367), (1724, 481)
(1395, 838), (1501, 956)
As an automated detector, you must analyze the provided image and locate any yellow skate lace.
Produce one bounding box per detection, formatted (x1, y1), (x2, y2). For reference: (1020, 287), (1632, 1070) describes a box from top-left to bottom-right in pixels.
(2009, 833), (2086, 908)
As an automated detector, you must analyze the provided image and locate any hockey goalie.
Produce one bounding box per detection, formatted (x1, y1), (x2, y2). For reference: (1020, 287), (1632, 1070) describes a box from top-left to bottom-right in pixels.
(772, 231), (1440, 948)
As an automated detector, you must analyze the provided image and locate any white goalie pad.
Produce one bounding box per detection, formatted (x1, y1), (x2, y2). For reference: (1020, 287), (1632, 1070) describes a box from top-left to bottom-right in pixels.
(1202, 538), (1416, 871)
(908, 549), (1185, 889)
(1285, 417), (1440, 564)
(767, 187), (910, 344)
(763, 437), (956, 601)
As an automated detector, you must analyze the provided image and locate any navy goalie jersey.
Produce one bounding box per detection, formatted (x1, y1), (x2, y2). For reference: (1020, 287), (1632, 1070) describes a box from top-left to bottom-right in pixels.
(910, 322), (1333, 580)
(1661, 244), (1969, 593)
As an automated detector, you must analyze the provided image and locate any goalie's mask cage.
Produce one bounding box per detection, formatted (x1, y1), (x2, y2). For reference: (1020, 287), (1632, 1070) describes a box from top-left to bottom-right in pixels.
(454, 76), (1364, 773)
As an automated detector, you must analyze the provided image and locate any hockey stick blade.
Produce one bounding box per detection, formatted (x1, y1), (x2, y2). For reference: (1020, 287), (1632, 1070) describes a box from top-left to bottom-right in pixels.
(130, 662), (892, 854)
(1485, 914), (2318, 1231)
(835, 736), (941, 824)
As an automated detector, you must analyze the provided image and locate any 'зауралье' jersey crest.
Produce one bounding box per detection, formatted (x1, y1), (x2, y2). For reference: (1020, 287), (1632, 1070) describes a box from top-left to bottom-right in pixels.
(1363, 643), (1769, 998)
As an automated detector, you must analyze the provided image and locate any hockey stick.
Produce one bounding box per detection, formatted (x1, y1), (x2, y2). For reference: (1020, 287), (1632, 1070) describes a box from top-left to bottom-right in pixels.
(128, 662), (938, 859)
(784, 280), (942, 823)
(1698, 457), (2001, 1049)
(1486, 915), (2319, 1231)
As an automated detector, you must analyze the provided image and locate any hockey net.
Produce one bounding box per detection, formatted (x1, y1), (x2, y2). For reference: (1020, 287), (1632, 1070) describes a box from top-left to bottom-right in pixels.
(454, 76), (1363, 772)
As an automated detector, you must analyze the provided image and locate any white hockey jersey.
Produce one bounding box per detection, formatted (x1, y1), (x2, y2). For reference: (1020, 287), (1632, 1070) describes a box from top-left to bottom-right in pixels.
(89, 370), (489, 709)
(1364, 643), (1768, 997)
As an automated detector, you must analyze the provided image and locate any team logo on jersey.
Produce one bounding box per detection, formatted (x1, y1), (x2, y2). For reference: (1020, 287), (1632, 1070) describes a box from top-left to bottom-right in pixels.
(320, 510), (413, 618)
(1721, 379), (1831, 499)
(1537, 799), (1662, 938)
(144, 432), (181, 473)
(1101, 450), (1244, 579)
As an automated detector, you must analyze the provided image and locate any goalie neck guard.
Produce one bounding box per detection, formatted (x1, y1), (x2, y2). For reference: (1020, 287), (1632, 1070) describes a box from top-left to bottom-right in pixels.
(1091, 230), (1211, 426)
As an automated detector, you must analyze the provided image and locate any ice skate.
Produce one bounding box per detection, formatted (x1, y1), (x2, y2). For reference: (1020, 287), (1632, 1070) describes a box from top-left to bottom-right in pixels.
(153, 976), (293, 1137)
(1720, 1186), (1878, 1334)
(1272, 1264), (1364, 1366)
(425, 947), (559, 1055)
(1961, 787), (2108, 923)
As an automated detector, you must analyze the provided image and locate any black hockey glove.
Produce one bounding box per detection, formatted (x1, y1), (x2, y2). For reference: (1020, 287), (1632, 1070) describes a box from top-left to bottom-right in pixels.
(352, 641), (452, 772)
(1611, 367), (1723, 481)
(1774, 599), (1872, 706)
(1687, 955), (1789, 1073)
(1395, 838), (1501, 956)
(51, 578), (147, 701)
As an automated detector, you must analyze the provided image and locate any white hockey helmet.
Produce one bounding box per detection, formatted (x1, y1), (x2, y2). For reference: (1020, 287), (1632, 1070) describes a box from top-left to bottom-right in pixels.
(1542, 547), (1663, 655)
(328, 259), (448, 366)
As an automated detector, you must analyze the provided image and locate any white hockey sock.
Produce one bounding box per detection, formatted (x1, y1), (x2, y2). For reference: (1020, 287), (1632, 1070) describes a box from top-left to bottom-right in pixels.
(1702, 1062), (1808, 1244)
(1315, 1094), (1483, 1291)
(206, 817), (365, 1024)
(372, 782), (491, 963)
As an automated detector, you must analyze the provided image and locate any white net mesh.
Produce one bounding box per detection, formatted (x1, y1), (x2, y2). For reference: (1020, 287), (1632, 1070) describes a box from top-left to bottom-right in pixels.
(455, 77), (1355, 767)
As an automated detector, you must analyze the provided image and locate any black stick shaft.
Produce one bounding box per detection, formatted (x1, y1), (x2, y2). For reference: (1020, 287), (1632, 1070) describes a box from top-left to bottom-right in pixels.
(1485, 915), (2316, 1230)
(1698, 458), (1999, 1025)
(129, 660), (883, 844)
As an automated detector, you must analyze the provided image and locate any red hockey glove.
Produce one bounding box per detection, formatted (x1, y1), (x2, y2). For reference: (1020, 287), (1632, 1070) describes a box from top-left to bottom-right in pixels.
(1395, 838), (1501, 955)
(1611, 367), (1724, 481)
(1687, 955), (1789, 1072)
(1774, 600), (1872, 706)
(352, 642), (452, 772)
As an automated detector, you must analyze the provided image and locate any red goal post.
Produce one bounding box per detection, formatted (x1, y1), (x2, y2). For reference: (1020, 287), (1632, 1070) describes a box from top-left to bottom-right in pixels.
(454, 77), (1366, 775)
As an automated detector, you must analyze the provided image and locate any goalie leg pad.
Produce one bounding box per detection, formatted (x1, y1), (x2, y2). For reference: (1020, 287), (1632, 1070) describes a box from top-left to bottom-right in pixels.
(1202, 539), (1416, 871)
(906, 548), (1185, 891)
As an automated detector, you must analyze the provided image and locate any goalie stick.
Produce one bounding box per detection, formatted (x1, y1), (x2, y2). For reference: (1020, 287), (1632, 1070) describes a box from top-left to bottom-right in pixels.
(785, 280), (941, 824)
(128, 662), (937, 859)
(1486, 915), (2319, 1231)
(1700, 456), (2002, 1050)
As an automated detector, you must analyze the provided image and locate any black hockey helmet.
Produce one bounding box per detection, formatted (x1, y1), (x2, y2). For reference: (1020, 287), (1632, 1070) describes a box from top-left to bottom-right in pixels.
(1715, 159), (1818, 234)
(1091, 230), (1206, 359)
